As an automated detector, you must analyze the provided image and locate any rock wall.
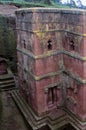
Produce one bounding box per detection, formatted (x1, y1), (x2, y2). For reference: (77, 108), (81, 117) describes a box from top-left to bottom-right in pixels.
(0, 15), (17, 73)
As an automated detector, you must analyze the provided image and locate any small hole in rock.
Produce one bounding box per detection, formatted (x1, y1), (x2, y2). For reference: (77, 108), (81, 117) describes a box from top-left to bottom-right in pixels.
(47, 40), (52, 50)
(70, 40), (75, 50)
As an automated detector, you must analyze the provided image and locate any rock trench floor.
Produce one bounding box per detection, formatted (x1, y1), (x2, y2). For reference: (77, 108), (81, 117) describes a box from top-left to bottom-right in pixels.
(1, 91), (29, 130)
(0, 90), (76, 130)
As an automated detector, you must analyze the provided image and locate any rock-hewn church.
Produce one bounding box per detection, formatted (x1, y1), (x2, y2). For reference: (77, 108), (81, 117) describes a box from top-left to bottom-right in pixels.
(16, 8), (86, 130)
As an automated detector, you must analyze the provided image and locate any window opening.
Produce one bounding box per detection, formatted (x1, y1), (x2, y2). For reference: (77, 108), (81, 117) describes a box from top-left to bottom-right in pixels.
(21, 12), (25, 17)
(47, 40), (52, 50)
(48, 86), (57, 105)
(9, 57), (13, 61)
(70, 40), (75, 50)
(23, 40), (26, 48)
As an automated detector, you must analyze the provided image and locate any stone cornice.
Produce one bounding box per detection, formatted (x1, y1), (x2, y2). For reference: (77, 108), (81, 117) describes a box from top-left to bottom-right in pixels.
(18, 63), (62, 81)
(17, 47), (86, 62)
(64, 70), (86, 84)
(17, 47), (35, 59)
(15, 8), (86, 15)
(17, 47), (62, 60)
(16, 28), (86, 37)
(18, 62), (86, 84)
(34, 29), (85, 37)
(63, 50), (86, 61)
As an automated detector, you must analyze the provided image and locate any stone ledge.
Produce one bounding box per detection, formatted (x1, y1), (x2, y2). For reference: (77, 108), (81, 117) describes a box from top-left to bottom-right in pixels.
(64, 108), (86, 130)
(64, 69), (86, 84)
(18, 62), (86, 84)
(11, 90), (67, 130)
(17, 47), (86, 62)
(11, 90), (86, 130)
(0, 79), (14, 84)
(15, 8), (86, 15)
(17, 47), (62, 60)
(18, 63), (62, 81)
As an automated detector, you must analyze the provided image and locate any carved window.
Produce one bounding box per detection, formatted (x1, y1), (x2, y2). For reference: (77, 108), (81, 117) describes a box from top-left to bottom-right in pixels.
(22, 40), (26, 49)
(48, 86), (57, 106)
(21, 12), (25, 17)
(24, 42), (26, 49)
(70, 40), (75, 50)
(47, 40), (52, 50)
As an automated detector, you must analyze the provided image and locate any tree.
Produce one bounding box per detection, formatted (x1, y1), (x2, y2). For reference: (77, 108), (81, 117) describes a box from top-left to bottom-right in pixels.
(70, 0), (76, 7)
(55, 0), (61, 3)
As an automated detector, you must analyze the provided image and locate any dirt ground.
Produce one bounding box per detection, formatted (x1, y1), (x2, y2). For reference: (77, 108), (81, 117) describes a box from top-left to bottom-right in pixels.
(0, 91), (29, 130)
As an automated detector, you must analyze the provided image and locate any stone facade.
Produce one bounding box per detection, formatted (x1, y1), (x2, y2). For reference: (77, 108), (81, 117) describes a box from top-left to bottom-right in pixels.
(16, 8), (86, 130)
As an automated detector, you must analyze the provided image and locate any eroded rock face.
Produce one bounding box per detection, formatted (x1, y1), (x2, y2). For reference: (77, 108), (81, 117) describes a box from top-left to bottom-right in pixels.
(0, 57), (7, 75)
(0, 5), (18, 73)
(16, 8), (86, 130)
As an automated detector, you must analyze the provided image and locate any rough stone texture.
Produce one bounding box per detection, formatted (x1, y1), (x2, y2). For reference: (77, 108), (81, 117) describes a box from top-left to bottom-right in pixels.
(16, 8), (86, 130)
(0, 4), (18, 73)
(1, 91), (29, 130)
(0, 57), (7, 75)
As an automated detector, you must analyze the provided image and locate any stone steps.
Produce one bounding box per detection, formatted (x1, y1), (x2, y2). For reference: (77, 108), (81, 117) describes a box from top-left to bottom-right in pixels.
(0, 70), (15, 90)
(0, 79), (14, 84)
(11, 90), (46, 130)
(11, 90), (68, 130)
(10, 89), (85, 130)
(0, 82), (15, 89)
(0, 77), (15, 90)
(0, 75), (14, 80)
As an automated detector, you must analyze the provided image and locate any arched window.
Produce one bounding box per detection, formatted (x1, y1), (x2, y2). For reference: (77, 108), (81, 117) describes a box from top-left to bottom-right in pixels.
(47, 40), (52, 50)
(70, 40), (75, 50)
(23, 40), (26, 48)
(48, 86), (57, 105)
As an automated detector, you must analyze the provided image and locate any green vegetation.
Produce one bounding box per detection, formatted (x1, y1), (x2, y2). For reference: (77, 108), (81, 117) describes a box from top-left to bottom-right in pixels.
(0, 0), (85, 9)
(0, 0), (69, 8)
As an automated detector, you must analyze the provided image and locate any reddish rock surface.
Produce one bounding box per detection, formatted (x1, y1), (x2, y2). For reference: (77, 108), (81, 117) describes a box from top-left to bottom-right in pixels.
(0, 4), (18, 16)
(16, 8), (86, 130)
